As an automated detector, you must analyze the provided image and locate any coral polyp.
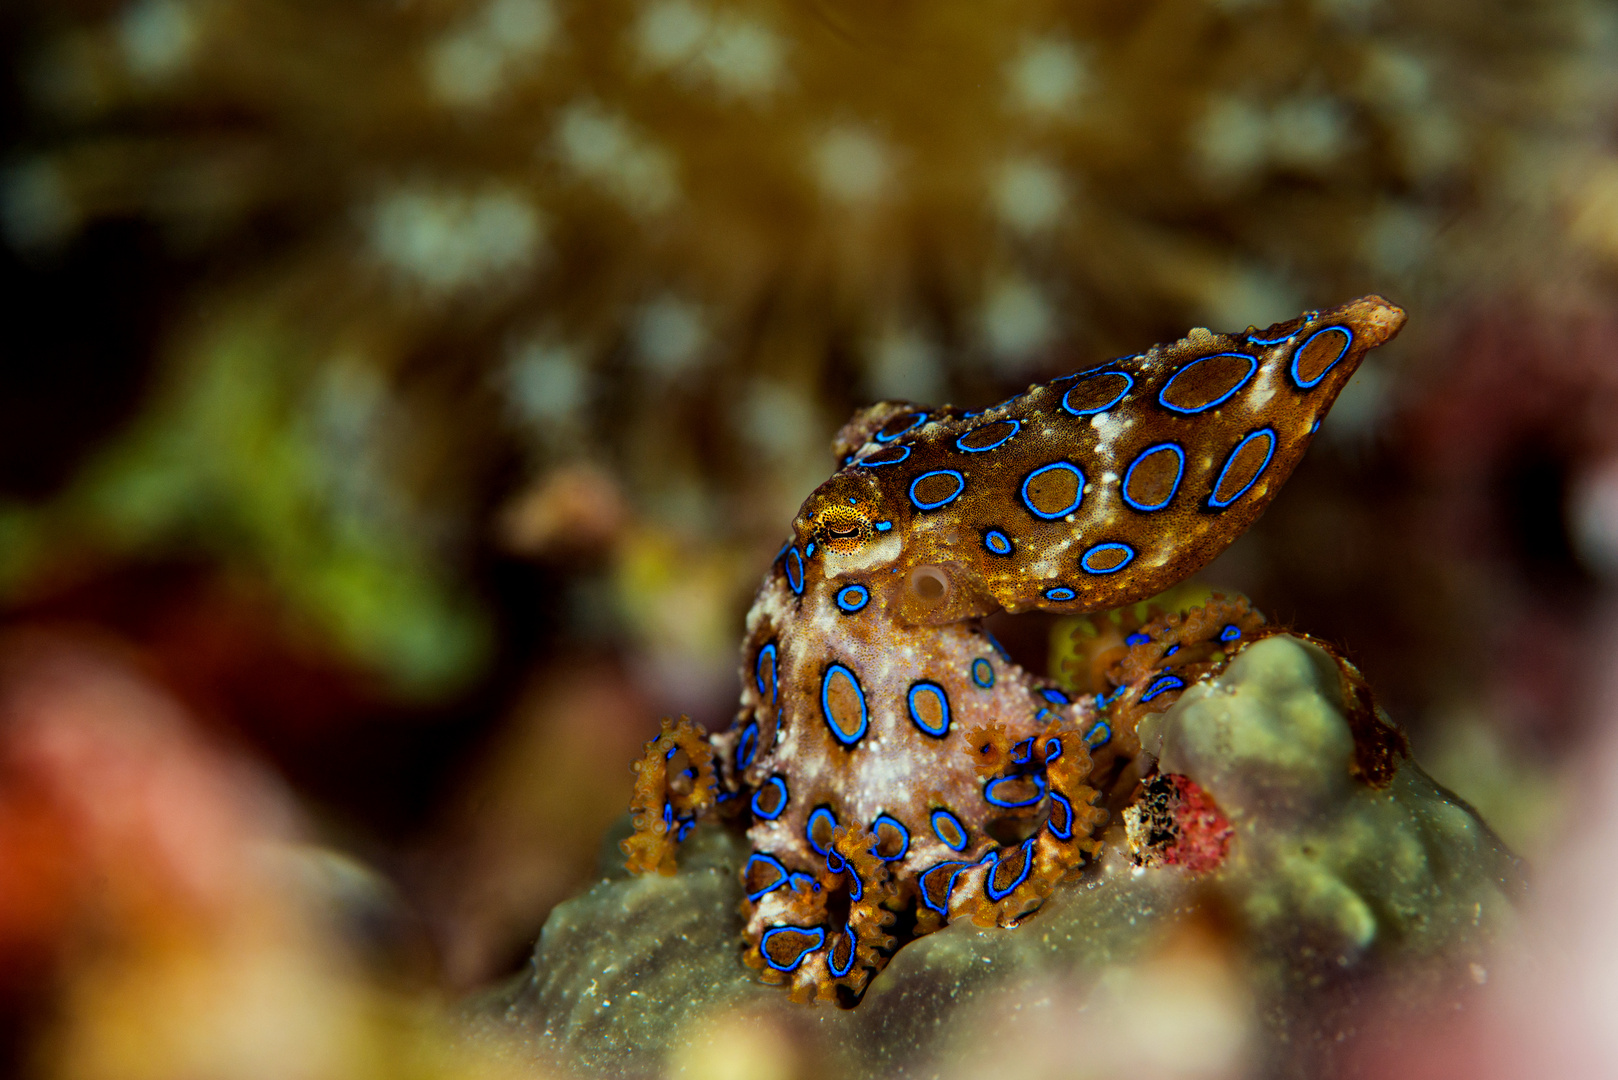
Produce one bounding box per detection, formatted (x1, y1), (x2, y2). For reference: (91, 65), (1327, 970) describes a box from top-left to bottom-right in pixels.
(624, 297), (1406, 1001)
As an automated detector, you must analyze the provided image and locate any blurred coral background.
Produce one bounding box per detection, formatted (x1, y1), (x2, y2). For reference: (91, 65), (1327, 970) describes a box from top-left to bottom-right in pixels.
(4, 0), (1618, 1076)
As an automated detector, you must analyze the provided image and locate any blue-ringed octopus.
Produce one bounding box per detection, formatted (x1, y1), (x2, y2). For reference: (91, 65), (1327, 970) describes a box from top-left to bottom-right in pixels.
(623, 296), (1408, 1003)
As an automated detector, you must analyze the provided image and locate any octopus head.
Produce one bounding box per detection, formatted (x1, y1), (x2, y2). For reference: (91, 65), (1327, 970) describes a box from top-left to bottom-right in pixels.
(795, 472), (893, 556)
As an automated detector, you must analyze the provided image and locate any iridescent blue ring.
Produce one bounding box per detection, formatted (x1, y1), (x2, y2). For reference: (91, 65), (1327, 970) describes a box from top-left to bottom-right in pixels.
(1121, 442), (1186, 512)
(931, 808), (969, 852)
(871, 813), (910, 862)
(1209, 427), (1277, 509)
(857, 444), (911, 467)
(1044, 585), (1076, 601)
(1047, 792), (1075, 840)
(744, 852), (789, 901)
(784, 547), (804, 595)
(1020, 461), (1086, 520)
(1062, 371), (1134, 416)
(1158, 353), (1258, 415)
(907, 681), (952, 738)
(735, 721), (759, 771)
(751, 776), (790, 820)
(955, 418), (1020, 453)
(827, 925), (857, 978)
(984, 774), (1047, 808)
(1290, 326), (1353, 389)
(806, 806), (838, 855)
(971, 658), (995, 688)
(820, 663), (869, 746)
(985, 837), (1037, 901)
(909, 469), (967, 511)
(755, 643), (777, 701)
(1081, 542), (1135, 574)
(835, 584), (870, 613)
(760, 925), (825, 972)
(1140, 675), (1185, 703)
(983, 529), (1014, 556)
(875, 412), (927, 442)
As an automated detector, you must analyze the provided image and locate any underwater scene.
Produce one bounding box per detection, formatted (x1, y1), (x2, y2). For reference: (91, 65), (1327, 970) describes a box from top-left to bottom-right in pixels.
(3, 1), (1618, 1077)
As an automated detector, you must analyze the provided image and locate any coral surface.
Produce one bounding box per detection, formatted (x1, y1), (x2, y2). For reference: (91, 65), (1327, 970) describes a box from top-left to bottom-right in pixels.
(482, 634), (1519, 1078)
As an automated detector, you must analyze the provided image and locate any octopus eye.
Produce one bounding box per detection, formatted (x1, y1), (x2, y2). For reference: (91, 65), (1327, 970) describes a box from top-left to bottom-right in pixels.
(815, 505), (873, 553)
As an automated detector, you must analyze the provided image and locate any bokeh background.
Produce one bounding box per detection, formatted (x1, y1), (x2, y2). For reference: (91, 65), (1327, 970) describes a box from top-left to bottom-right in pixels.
(4, 1), (1618, 1076)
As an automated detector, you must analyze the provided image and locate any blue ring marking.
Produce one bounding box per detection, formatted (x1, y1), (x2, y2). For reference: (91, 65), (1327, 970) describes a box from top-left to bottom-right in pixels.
(956, 418), (1021, 453)
(835, 584), (870, 613)
(744, 852), (790, 901)
(825, 849), (846, 874)
(1124, 632), (1150, 646)
(985, 837), (1038, 902)
(827, 925), (857, 978)
(1310, 418), (1321, 434)
(1020, 461), (1086, 520)
(875, 412), (927, 442)
(1220, 624), (1242, 642)
(918, 860), (974, 915)
(907, 681), (952, 738)
(1048, 792), (1075, 840)
(1081, 542), (1136, 574)
(1164, 644), (1180, 657)
(751, 776), (790, 820)
(874, 520), (893, 531)
(983, 632), (1011, 662)
(807, 807), (839, 856)
(1044, 736), (1064, 762)
(1044, 586), (1076, 602)
(984, 529), (1013, 556)
(1209, 427), (1277, 509)
(1291, 326), (1353, 389)
(1084, 720), (1112, 748)
(909, 469), (967, 511)
(847, 868), (863, 902)
(871, 813), (910, 862)
(805, 542), (816, 558)
(785, 547), (804, 595)
(1062, 371), (1134, 416)
(1158, 353), (1258, 415)
(1010, 737), (1034, 764)
(930, 809), (969, 852)
(971, 658), (995, 688)
(984, 773), (1048, 808)
(735, 721), (759, 771)
(1042, 688), (1069, 704)
(760, 926), (826, 972)
(1121, 442), (1187, 512)
(662, 802), (673, 829)
(677, 817), (696, 841)
(787, 872), (819, 893)
(665, 745), (680, 760)
(820, 664), (869, 746)
(1140, 675), (1185, 703)
(755, 643), (777, 702)
(857, 444), (911, 467)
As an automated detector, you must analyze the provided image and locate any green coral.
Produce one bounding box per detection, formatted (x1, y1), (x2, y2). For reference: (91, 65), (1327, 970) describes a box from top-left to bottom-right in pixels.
(474, 634), (1520, 1077)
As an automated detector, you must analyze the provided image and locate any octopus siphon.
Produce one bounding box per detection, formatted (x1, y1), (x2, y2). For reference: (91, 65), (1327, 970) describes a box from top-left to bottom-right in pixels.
(621, 296), (1408, 1003)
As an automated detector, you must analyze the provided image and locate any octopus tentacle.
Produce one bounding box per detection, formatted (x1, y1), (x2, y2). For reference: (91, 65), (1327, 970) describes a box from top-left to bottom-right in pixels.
(622, 716), (718, 876)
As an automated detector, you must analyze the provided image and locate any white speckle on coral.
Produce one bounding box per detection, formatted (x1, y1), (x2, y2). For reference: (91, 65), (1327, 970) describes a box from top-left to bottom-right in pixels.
(426, 0), (557, 107)
(814, 127), (892, 205)
(980, 276), (1054, 369)
(700, 17), (784, 98)
(119, 0), (197, 80)
(736, 380), (818, 460)
(1008, 37), (1090, 116)
(366, 184), (544, 295)
(993, 157), (1068, 235)
(635, 0), (710, 68)
(1195, 97), (1269, 183)
(554, 102), (679, 215)
(1269, 96), (1351, 170)
(633, 295), (707, 374)
(866, 327), (945, 402)
(506, 337), (587, 426)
